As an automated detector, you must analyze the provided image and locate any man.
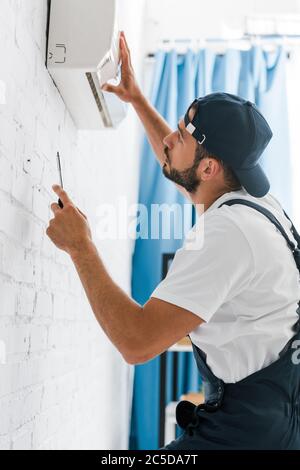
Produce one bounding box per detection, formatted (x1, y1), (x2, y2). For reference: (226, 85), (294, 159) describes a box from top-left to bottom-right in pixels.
(47, 32), (300, 449)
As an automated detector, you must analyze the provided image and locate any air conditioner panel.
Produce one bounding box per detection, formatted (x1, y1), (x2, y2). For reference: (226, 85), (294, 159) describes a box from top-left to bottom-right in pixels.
(47, 0), (127, 129)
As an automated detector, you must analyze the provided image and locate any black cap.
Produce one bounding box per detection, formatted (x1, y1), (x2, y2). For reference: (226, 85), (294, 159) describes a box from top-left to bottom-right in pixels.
(184, 92), (273, 198)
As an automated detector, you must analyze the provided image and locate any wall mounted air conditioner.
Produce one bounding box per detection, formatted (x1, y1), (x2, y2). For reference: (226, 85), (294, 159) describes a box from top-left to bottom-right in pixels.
(47, 0), (128, 130)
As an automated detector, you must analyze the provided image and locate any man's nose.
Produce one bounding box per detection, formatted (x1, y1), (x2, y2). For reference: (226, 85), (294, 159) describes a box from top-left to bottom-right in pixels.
(163, 133), (174, 149)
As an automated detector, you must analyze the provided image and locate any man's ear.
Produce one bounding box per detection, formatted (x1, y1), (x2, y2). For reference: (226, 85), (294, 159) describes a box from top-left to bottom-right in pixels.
(200, 158), (218, 180)
(201, 158), (221, 180)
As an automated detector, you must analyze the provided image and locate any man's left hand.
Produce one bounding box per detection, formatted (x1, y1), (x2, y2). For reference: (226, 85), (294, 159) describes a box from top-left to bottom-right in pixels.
(46, 185), (92, 256)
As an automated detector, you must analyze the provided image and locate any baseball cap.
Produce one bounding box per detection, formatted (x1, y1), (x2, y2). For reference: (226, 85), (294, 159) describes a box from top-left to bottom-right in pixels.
(184, 92), (273, 198)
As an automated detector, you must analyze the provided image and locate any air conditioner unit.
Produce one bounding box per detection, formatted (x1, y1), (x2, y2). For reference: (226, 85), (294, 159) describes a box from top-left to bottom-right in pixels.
(47, 0), (128, 130)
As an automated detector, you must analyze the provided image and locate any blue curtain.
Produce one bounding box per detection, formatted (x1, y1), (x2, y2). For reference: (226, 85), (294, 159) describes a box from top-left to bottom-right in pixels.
(129, 45), (291, 450)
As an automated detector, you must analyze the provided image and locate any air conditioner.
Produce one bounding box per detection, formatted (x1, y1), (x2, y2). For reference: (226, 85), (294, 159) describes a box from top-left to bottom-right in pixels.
(47, 0), (128, 130)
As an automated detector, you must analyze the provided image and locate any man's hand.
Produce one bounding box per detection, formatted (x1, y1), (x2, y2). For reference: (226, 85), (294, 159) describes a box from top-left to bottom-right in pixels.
(46, 185), (92, 256)
(101, 31), (142, 104)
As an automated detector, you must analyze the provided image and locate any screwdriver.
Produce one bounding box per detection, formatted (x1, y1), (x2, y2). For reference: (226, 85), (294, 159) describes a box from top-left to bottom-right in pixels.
(56, 152), (64, 208)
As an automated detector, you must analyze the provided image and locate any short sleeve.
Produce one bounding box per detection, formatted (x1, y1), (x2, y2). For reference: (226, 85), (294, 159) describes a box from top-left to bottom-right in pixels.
(150, 214), (254, 322)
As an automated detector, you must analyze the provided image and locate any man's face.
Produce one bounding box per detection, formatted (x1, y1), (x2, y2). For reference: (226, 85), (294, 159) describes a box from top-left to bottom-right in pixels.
(162, 109), (201, 193)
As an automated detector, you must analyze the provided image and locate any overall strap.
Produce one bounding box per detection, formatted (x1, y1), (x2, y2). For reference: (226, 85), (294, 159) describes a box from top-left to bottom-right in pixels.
(218, 199), (300, 271)
(282, 209), (300, 248)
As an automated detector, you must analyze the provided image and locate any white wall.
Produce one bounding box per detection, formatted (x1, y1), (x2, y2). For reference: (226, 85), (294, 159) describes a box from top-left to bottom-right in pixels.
(0, 0), (146, 450)
(144, 0), (300, 53)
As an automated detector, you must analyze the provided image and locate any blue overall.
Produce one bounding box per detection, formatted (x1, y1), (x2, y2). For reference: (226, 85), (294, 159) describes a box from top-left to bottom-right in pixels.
(162, 199), (300, 450)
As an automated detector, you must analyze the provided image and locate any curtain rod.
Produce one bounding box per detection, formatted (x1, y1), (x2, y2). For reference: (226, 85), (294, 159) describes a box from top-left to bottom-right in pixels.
(146, 35), (300, 58)
(160, 34), (300, 41)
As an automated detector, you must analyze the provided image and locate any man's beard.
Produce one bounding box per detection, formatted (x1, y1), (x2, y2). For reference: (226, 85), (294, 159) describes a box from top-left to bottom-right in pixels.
(162, 156), (201, 194)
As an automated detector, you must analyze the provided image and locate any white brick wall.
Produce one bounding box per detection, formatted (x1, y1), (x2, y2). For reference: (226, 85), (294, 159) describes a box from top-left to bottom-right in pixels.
(0, 0), (146, 450)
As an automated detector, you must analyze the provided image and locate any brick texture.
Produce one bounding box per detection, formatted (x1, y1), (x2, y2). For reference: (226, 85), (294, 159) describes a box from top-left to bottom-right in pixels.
(0, 0), (144, 450)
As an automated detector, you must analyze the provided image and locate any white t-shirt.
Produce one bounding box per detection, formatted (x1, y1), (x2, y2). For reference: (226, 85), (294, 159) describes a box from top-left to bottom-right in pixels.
(151, 189), (300, 383)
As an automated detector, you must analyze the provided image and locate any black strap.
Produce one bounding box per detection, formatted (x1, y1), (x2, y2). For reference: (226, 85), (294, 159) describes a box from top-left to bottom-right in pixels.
(218, 199), (300, 270)
(282, 209), (300, 247)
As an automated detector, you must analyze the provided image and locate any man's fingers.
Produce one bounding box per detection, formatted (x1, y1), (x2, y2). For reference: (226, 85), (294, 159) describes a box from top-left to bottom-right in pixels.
(120, 32), (131, 61)
(52, 185), (73, 206)
(51, 203), (61, 215)
(77, 207), (87, 220)
(101, 33), (131, 94)
(101, 83), (119, 93)
(118, 36), (129, 68)
(119, 32), (131, 66)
